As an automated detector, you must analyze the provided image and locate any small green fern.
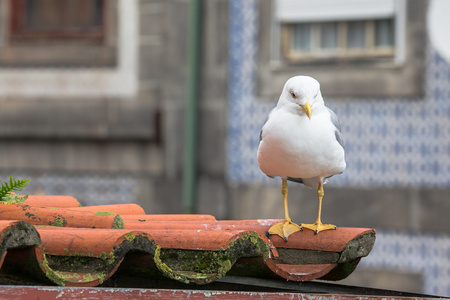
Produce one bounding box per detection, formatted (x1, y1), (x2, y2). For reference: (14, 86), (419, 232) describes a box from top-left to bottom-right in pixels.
(1, 176), (31, 204)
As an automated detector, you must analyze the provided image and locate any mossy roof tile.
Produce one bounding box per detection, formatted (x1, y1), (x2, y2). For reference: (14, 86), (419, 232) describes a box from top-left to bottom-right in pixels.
(0, 194), (376, 287)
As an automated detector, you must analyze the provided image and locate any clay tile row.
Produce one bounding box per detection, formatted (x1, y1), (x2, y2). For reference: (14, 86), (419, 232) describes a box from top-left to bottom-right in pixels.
(0, 195), (376, 287)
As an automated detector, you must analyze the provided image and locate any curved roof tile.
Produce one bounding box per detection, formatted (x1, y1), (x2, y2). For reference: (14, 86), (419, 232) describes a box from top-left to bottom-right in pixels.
(0, 196), (376, 287)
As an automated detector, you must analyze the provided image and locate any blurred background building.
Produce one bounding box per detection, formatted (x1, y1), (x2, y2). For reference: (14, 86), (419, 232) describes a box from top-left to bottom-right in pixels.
(1, 0), (450, 296)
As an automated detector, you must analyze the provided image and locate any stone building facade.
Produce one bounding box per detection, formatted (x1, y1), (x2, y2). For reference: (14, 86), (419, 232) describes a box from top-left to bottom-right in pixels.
(0, 0), (449, 296)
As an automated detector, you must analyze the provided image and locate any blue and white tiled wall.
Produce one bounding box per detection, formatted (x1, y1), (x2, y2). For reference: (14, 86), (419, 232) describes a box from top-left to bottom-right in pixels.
(364, 230), (450, 296)
(0, 172), (136, 206)
(228, 0), (450, 296)
(228, 3), (450, 188)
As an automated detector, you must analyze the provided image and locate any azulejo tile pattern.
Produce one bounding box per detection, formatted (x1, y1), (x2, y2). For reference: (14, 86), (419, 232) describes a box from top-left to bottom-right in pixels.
(362, 231), (450, 296)
(0, 172), (136, 206)
(228, 1), (450, 297)
(228, 2), (450, 188)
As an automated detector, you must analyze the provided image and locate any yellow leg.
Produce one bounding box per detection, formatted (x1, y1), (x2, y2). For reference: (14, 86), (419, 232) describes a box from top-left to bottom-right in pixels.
(268, 179), (302, 241)
(302, 180), (336, 234)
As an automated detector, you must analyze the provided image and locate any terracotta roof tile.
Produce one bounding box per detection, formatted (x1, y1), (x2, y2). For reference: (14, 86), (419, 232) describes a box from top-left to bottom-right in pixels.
(70, 203), (145, 215)
(23, 195), (81, 208)
(0, 220), (40, 267)
(0, 203), (123, 229)
(0, 195), (376, 287)
(123, 214), (217, 222)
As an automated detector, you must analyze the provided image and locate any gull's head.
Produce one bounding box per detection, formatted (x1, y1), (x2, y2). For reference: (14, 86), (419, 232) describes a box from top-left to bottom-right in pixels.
(280, 76), (323, 119)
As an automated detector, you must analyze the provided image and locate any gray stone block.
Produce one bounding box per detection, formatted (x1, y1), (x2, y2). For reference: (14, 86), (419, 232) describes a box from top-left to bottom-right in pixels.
(152, 177), (183, 214)
(139, 44), (163, 80)
(339, 267), (424, 294)
(197, 105), (227, 176)
(0, 98), (158, 140)
(418, 188), (450, 234)
(196, 175), (230, 219)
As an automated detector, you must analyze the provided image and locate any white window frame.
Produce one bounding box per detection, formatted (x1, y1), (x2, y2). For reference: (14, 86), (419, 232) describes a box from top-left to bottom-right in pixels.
(0, 0), (138, 99)
(284, 19), (395, 61)
(273, 0), (406, 64)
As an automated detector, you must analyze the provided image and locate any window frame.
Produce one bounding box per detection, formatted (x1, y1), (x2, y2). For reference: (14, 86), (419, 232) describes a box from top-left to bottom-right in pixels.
(0, 0), (137, 98)
(9, 0), (106, 41)
(257, 0), (425, 99)
(283, 19), (395, 62)
(0, 0), (116, 67)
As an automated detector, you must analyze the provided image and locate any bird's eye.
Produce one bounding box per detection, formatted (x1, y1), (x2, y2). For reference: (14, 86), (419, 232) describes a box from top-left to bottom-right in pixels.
(290, 91), (296, 98)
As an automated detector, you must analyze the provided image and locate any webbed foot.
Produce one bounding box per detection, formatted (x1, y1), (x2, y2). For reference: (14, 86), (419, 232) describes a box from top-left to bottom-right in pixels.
(268, 219), (302, 241)
(302, 222), (336, 234)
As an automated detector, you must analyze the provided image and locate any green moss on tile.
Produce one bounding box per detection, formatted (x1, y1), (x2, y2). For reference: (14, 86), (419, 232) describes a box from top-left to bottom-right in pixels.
(94, 211), (116, 217)
(93, 211), (125, 229)
(46, 254), (105, 274)
(48, 218), (65, 227)
(82, 272), (106, 285)
(96, 251), (116, 265)
(42, 254), (108, 286)
(97, 252), (107, 260)
(45, 234), (156, 286)
(41, 256), (65, 286)
(154, 245), (189, 284)
(124, 232), (135, 242)
(112, 215), (125, 229)
(155, 231), (271, 284)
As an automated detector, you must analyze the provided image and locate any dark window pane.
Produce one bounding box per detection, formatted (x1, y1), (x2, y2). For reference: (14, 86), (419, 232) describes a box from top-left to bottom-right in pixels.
(292, 24), (311, 51)
(26, 0), (102, 31)
(11, 0), (104, 39)
(375, 19), (394, 47)
(347, 21), (365, 49)
(320, 22), (337, 49)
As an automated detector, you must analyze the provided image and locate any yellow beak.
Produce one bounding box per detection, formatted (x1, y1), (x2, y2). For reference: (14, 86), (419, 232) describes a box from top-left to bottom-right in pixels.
(301, 101), (312, 119)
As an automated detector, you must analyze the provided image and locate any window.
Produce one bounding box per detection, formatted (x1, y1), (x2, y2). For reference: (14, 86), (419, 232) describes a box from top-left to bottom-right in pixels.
(276, 0), (403, 63)
(285, 19), (394, 61)
(0, 0), (116, 67)
(10, 0), (105, 40)
(257, 0), (425, 99)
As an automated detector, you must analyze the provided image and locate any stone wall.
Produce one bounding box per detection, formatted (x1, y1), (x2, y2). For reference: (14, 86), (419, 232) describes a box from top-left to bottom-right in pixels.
(0, 0), (448, 295)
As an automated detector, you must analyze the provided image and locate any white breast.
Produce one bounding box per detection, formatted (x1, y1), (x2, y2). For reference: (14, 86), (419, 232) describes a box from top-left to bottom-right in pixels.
(257, 107), (346, 180)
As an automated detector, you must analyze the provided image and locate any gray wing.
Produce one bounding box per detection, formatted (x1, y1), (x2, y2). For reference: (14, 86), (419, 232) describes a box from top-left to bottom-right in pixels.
(259, 107), (277, 180)
(327, 107), (345, 149)
(259, 107), (275, 143)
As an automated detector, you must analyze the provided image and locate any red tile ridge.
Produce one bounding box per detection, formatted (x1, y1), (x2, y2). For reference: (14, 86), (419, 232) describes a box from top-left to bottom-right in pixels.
(0, 203), (124, 229)
(122, 214), (217, 221)
(267, 227), (376, 252)
(122, 219), (281, 230)
(69, 203), (145, 215)
(121, 219), (374, 253)
(0, 219), (23, 229)
(35, 226), (277, 256)
(23, 195), (81, 208)
(36, 227), (152, 257)
(265, 262), (338, 282)
(146, 228), (275, 252)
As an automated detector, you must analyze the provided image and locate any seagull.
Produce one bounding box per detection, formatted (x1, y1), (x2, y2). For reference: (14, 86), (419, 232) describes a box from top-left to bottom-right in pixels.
(257, 76), (346, 240)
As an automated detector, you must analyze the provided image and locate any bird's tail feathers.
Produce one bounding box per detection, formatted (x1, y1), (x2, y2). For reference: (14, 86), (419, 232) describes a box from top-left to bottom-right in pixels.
(287, 177), (304, 184)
